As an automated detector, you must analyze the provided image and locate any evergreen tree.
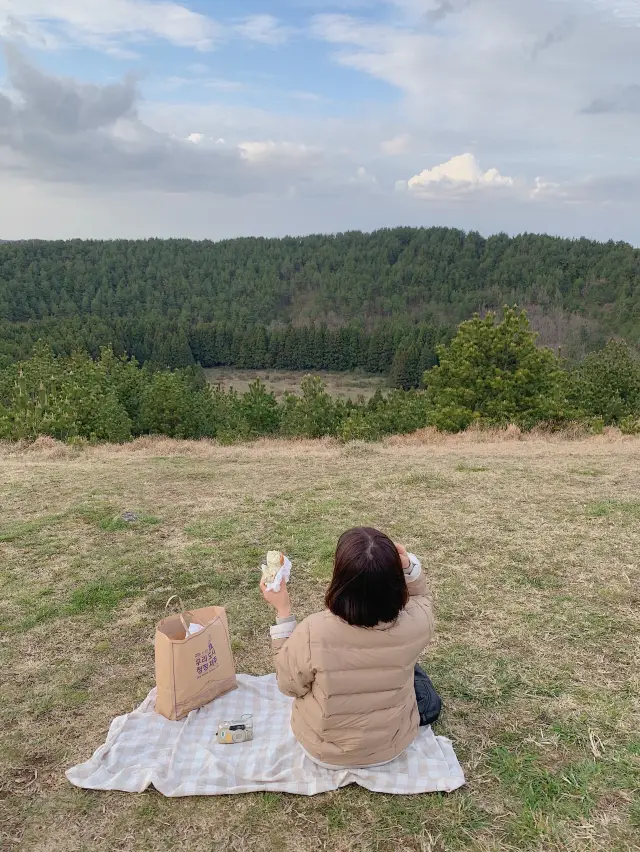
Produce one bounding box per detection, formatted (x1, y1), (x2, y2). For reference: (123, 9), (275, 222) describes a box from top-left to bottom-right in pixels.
(241, 380), (280, 435)
(389, 344), (422, 390)
(570, 340), (640, 424)
(1, 227), (638, 377)
(425, 308), (568, 430)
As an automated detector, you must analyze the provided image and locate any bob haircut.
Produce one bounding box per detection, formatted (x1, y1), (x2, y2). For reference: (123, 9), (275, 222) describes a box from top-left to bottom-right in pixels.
(325, 527), (409, 628)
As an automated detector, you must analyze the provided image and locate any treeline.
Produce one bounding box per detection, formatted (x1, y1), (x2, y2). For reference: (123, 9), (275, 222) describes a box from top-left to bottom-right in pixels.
(2, 311), (638, 444)
(0, 344), (437, 444)
(190, 323), (448, 389)
(0, 317), (450, 389)
(0, 227), (639, 349)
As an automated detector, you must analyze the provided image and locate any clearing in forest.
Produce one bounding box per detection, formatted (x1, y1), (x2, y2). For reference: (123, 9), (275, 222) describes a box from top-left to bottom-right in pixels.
(204, 368), (387, 400)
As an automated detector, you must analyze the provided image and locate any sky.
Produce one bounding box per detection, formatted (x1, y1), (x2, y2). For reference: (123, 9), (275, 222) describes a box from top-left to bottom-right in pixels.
(0, 0), (639, 243)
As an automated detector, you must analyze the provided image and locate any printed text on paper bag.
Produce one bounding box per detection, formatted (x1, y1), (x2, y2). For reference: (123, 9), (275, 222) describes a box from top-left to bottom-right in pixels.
(195, 640), (218, 679)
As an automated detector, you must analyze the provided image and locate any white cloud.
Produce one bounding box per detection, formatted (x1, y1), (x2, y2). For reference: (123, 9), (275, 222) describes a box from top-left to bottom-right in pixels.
(238, 140), (319, 163)
(166, 76), (248, 93)
(0, 48), (338, 198)
(312, 1), (640, 171)
(531, 175), (564, 199)
(528, 173), (638, 205)
(0, 0), (220, 51)
(235, 14), (291, 46)
(349, 165), (378, 186)
(581, 1), (640, 26)
(184, 134), (226, 146)
(2, 4), (640, 241)
(0, 4), (294, 55)
(288, 90), (325, 102)
(405, 153), (515, 197)
(381, 134), (411, 155)
(385, 0), (470, 24)
(401, 156), (636, 207)
(204, 79), (247, 92)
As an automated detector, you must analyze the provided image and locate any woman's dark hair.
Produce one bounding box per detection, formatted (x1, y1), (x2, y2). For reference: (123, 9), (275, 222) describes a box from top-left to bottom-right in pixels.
(325, 527), (409, 628)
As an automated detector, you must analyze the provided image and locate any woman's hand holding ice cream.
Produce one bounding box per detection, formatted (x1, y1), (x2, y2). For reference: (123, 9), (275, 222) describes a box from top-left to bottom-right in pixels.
(261, 551), (285, 585)
(260, 550), (292, 617)
(260, 577), (291, 618)
(260, 551), (291, 592)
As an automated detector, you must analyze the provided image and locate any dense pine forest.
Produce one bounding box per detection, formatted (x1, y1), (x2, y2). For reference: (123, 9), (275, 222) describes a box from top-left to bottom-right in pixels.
(0, 228), (638, 383)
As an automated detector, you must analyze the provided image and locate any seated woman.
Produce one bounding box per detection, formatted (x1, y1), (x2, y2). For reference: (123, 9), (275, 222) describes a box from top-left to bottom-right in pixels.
(260, 526), (435, 770)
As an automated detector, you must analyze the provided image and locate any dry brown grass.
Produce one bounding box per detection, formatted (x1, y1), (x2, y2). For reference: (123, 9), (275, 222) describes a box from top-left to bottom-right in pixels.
(1, 436), (639, 852)
(203, 368), (387, 401)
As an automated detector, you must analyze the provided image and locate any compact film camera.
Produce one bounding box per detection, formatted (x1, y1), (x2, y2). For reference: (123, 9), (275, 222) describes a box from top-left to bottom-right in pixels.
(216, 714), (254, 744)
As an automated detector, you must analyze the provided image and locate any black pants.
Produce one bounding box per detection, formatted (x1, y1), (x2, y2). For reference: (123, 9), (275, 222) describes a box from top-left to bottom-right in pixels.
(414, 665), (442, 726)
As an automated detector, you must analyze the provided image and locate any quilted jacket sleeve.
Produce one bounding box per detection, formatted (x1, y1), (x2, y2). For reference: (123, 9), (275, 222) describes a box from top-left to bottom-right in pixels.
(405, 554), (434, 643)
(405, 553), (429, 597)
(272, 617), (314, 699)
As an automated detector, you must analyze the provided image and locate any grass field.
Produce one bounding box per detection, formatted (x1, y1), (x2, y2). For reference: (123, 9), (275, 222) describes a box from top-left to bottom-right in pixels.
(1, 433), (639, 852)
(204, 368), (387, 400)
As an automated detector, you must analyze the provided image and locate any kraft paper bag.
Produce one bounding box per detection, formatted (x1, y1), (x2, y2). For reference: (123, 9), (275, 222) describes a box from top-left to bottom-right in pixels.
(155, 597), (237, 721)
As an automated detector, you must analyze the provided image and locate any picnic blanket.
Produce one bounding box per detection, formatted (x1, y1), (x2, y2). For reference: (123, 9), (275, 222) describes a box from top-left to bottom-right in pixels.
(66, 674), (465, 797)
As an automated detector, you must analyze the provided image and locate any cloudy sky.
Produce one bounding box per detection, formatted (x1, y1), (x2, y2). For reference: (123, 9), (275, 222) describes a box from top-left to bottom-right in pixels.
(0, 0), (639, 242)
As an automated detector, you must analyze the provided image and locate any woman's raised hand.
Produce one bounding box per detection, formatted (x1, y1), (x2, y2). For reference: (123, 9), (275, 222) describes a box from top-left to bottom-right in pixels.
(260, 578), (291, 619)
(395, 543), (411, 571)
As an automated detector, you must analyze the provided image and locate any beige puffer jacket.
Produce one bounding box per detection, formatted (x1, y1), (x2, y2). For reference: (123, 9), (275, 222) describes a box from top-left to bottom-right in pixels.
(270, 557), (433, 767)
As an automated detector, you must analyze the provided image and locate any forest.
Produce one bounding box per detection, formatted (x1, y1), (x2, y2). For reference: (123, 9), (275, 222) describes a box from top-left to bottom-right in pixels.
(0, 228), (638, 383)
(2, 312), (638, 443)
(0, 317), (449, 391)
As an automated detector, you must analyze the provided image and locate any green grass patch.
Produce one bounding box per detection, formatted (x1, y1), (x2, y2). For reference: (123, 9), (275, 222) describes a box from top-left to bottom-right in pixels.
(67, 575), (145, 614)
(73, 503), (162, 531)
(511, 567), (563, 590)
(18, 601), (66, 631)
(184, 516), (246, 540)
(429, 645), (570, 707)
(491, 748), (598, 811)
(402, 471), (452, 489)
(375, 792), (490, 848)
(586, 499), (640, 520)
(429, 646), (522, 705)
(101, 514), (161, 531)
(0, 514), (66, 542)
(10, 573), (151, 629)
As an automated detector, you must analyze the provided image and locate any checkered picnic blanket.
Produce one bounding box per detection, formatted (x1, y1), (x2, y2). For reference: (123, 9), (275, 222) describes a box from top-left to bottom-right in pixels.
(66, 675), (465, 797)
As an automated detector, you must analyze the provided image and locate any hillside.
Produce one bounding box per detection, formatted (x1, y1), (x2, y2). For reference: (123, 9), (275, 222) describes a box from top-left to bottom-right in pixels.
(2, 435), (639, 851)
(0, 228), (638, 367)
